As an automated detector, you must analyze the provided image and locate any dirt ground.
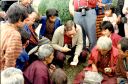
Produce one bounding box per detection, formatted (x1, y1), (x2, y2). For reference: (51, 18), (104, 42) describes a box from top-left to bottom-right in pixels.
(63, 55), (89, 84)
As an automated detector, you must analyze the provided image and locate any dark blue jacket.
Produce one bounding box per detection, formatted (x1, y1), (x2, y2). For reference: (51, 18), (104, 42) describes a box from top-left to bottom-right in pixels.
(16, 48), (29, 71)
(39, 16), (61, 38)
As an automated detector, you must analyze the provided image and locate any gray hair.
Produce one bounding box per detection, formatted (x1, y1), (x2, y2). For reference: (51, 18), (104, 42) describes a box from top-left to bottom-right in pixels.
(1, 67), (24, 84)
(37, 44), (54, 60)
(51, 68), (68, 84)
(96, 36), (112, 50)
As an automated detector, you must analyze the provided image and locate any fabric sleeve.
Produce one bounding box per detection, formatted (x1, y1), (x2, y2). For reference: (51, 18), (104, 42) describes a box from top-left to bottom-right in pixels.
(84, 47), (98, 71)
(116, 56), (127, 78)
(51, 26), (64, 51)
(4, 32), (22, 69)
(122, 3), (128, 14)
(34, 76), (49, 84)
(34, 68), (51, 84)
(74, 25), (83, 56)
(113, 13), (118, 24)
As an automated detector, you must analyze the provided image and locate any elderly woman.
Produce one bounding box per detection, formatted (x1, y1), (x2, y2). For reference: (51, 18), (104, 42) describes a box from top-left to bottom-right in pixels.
(1, 67), (24, 84)
(74, 36), (118, 84)
(24, 44), (54, 84)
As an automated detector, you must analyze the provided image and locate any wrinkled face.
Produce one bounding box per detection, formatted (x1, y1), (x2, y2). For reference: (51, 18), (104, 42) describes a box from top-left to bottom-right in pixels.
(45, 53), (54, 64)
(65, 26), (76, 38)
(21, 0), (32, 7)
(99, 49), (110, 55)
(104, 10), (112, 17)
(49, 16), (57, 22)
(101, 29), (111, 37)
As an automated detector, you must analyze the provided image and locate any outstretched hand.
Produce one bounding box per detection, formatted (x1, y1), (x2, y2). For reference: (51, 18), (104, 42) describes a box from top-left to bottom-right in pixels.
(49, 64), (56, 74)
(62, 44), (71, 52)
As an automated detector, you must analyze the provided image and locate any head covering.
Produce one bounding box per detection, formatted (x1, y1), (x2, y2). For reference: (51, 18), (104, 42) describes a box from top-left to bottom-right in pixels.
(28, 37), (50, 55)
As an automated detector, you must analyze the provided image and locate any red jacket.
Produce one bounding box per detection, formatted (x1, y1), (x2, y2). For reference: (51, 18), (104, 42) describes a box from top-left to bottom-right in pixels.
(73, 46), (118, 84)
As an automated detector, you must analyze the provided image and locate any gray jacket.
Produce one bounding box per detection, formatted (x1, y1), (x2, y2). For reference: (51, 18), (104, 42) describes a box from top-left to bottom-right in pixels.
(51, 24), (83, 57)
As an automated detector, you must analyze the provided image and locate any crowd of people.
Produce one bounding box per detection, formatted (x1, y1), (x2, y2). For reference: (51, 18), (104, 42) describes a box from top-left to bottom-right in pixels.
(0, 0), (128, 84)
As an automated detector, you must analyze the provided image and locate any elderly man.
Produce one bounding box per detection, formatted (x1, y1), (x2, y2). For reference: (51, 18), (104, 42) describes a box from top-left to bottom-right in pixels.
(0, 3), (28, 70)
(51, 20), (87, 67)
(74, 36), (118, 84)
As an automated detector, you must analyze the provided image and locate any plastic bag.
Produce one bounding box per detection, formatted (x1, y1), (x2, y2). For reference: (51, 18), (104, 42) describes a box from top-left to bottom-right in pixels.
(83, 71), (103, 84)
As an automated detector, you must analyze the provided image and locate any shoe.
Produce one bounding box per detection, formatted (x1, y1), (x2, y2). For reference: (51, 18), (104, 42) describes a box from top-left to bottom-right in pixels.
(70, 61), (78, 66)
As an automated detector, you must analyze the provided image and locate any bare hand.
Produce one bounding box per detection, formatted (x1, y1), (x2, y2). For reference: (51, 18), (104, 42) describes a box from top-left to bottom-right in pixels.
(126, 72), (128, 78)
(117, 16), (121, 24)
(62, 44), (71, 52)
(92, 64), (98, 72)
(104, 67), (112, 73)
(69, 10), (74, 16)
(49, 64), (56, 74)
(0, 11), (6, 18)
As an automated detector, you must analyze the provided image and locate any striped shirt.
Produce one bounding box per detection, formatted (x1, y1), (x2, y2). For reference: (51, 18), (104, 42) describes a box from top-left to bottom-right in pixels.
(0, 23), (22, 70)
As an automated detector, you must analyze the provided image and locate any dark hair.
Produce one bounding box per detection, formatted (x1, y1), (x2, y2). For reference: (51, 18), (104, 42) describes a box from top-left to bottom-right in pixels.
(1, 1), (17, 12)
(64, 20), (76, 31)
(46, 8), (58, 18)
(19, 29), (30, 44)
(118, 37), (128, 52)
(100, 21), (114, 33)
(6, 3), (28, 23)
(51, 68), (68, 84)
(104, 4), (115, 13)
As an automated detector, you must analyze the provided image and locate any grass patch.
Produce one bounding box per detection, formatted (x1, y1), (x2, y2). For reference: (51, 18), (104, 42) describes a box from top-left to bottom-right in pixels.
(63, 55), (89, 84)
